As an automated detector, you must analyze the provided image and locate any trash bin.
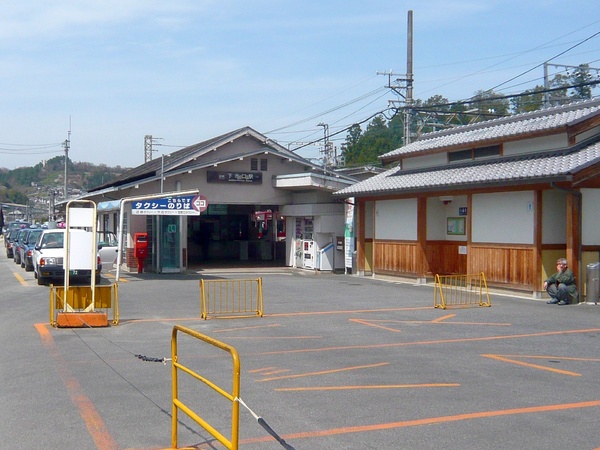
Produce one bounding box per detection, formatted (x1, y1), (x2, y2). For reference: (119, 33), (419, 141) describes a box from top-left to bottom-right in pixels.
(586, 262), (600, 304)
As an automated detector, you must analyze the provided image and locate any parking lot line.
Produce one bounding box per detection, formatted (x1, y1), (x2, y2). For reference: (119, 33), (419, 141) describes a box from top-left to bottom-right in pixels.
(256, 362), (389, 382)
(275, 383), (461, 392)
(34, 323), (119, 450)
(239, 400), (600, 445)
(245, 327), (600, 357)
(481, 353), (600, 376)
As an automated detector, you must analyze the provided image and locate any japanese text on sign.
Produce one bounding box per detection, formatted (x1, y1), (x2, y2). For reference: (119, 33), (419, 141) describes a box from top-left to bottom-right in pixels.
(131, 195), (208, 216)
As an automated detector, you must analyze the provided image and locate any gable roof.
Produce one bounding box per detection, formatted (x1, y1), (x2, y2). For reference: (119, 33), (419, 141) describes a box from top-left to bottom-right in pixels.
(88, 126), (319, 192)
(335, 137), (600, 197)
(380, 98), (600, 163)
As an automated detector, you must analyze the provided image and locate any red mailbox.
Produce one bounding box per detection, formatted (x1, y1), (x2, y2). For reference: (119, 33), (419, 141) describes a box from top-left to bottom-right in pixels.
(133, 232), (148, 273)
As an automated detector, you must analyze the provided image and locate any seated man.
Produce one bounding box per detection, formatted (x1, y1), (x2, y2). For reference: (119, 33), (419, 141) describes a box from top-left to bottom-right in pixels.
(544, 258), (579, 305)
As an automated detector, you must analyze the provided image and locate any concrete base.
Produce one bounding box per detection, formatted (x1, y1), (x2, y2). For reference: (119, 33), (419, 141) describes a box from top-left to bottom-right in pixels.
(56, 312), (109, 328)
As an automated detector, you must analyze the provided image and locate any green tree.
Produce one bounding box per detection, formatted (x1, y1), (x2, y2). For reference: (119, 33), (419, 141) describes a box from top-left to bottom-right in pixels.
(570, 64), (593, 100)
(468, 90), (510, 116)
(511, 86), (545, 114)
(340, 124), (364, 167)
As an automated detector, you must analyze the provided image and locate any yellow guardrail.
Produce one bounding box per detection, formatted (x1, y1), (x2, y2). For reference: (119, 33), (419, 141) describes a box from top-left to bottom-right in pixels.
(49, 283), (119, 326)
(171, 325), (241, 450)
(434, 272), (491, 309)
(200, 278), (264, 319)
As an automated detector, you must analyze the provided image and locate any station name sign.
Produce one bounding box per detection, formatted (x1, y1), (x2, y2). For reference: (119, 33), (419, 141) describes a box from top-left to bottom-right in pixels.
(132, 195), (208, 216)
(207, 171), (262, 184)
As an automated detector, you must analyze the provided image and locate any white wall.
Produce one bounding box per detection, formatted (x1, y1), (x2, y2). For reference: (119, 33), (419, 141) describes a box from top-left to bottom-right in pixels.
(472, 191), (534, 244)
(375, 199), (417, 240)
(542, 189), (566, 244)
(582, 188), (600, 245)
(426, 197), (446, 240)
(402, 153), (447, 170)
(576, 127), (600, 143)
(503, 134), (567, 156)
(426, 195), (467, 241)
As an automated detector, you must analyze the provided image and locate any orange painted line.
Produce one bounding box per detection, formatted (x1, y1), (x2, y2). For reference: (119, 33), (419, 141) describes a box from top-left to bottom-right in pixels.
(266, 306), (431, 317)
(258, 362), (389, 382)
(263, 369), (292, 375)
(482, 354), (582, 376)
(224, 335), (322, 340)
(431, 314), (456, 323)
(357, 317), (511, 326)
(275, 383), (460, 391)
(246, 328), (600, 357)
(239, 400), (600, 444)
(489, 354), (600, 362)
(34, 323), (119, 450)
(349, 318), (402, 333)
(248, 367), (277, 373)
(120, 317), (205, 324)
(213, 323), (280, 333)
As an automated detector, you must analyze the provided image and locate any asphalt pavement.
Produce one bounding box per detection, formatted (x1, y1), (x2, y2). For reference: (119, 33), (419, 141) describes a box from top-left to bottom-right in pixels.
(1, 243), (600, 450)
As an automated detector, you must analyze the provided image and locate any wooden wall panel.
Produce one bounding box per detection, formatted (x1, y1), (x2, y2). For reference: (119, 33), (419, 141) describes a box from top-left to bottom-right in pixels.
(373, 240), (534, 289)
(469, 245), (535, 288)
(425, 241), (467, 275)
(374, 241), (418, 274)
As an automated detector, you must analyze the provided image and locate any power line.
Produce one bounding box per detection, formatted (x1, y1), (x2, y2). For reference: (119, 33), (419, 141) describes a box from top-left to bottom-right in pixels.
(486, 30), (600, 94)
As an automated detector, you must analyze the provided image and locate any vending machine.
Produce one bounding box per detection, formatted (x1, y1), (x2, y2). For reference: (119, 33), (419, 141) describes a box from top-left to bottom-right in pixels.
(302, 240), (315, 269)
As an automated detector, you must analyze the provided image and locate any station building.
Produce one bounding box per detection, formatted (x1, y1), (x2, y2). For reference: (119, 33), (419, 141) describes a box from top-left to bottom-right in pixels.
(80, 127), (356, 274)
(334, 98), (600, 299)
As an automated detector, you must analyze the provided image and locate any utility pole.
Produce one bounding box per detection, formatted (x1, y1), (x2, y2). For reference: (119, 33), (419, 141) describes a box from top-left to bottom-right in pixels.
(63, 124), (71, 200)
(378, 10), (414, 145)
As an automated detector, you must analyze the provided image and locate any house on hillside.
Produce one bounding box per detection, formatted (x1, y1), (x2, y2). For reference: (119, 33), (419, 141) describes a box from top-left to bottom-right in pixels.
(334, 98), (600, 299)
(78, 126), (356, 273)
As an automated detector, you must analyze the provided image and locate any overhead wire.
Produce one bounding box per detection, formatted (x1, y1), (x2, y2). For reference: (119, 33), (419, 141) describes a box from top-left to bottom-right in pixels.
(486, 30), (600, 94)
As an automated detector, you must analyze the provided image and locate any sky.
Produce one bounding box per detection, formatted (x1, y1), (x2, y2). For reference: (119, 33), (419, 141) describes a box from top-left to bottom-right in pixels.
(1, 0), (599, 170)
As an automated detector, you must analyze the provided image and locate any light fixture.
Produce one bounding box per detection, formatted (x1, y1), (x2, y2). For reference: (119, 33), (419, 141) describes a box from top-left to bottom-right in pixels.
(439, 196), (453, 205)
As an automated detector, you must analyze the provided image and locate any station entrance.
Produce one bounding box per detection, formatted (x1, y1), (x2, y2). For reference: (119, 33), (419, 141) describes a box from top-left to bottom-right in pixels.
(186, 204), (285, 265)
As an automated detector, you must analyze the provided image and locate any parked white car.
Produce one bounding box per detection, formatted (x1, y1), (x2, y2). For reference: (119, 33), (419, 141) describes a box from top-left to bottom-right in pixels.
(33, 229), (102, 286)
(97, 231), (119, 267)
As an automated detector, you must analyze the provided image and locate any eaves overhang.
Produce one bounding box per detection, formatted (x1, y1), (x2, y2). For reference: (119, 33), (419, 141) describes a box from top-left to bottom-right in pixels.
(274, 172), (354, 192)
(335, 140), (600, 198)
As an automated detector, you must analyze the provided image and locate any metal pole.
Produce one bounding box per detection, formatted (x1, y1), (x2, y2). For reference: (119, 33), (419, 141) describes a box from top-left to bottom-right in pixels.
(405, 10), (414, 145)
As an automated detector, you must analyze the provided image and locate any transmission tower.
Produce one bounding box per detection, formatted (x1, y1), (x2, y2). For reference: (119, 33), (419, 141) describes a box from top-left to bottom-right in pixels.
(144, 135), (163, 163)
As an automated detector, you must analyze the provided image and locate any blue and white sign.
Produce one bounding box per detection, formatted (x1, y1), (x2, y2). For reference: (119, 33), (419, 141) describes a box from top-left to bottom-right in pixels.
(132, 195), (208, 216)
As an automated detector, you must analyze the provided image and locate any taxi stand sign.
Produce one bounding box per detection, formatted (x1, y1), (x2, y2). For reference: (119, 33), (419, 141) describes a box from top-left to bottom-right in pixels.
(131, 194), (208, 216)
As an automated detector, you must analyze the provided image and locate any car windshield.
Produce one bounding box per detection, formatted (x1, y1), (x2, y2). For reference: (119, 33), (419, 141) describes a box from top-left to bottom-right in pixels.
(27, 230), (43, 245)
(41, 233), (64, 249)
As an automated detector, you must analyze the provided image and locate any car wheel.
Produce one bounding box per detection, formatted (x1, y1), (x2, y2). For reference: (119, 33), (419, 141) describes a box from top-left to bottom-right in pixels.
(20, 260), (25, 268)
(95, 274), (102, 284)
(37, 275), (45, 286)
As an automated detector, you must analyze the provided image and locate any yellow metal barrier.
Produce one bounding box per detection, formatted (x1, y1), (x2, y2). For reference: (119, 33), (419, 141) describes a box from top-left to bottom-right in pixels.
(434, 272), (491, 309)
(49, 283), (119, 326)
(171, 325), (240, 450)
(200, 278), (264, 319)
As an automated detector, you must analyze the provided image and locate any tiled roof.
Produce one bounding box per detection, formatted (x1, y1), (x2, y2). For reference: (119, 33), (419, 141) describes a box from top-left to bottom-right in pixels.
(335, 141), (600, 197)
(381, 98), (600, 160)
(88, 126), (316, 192)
